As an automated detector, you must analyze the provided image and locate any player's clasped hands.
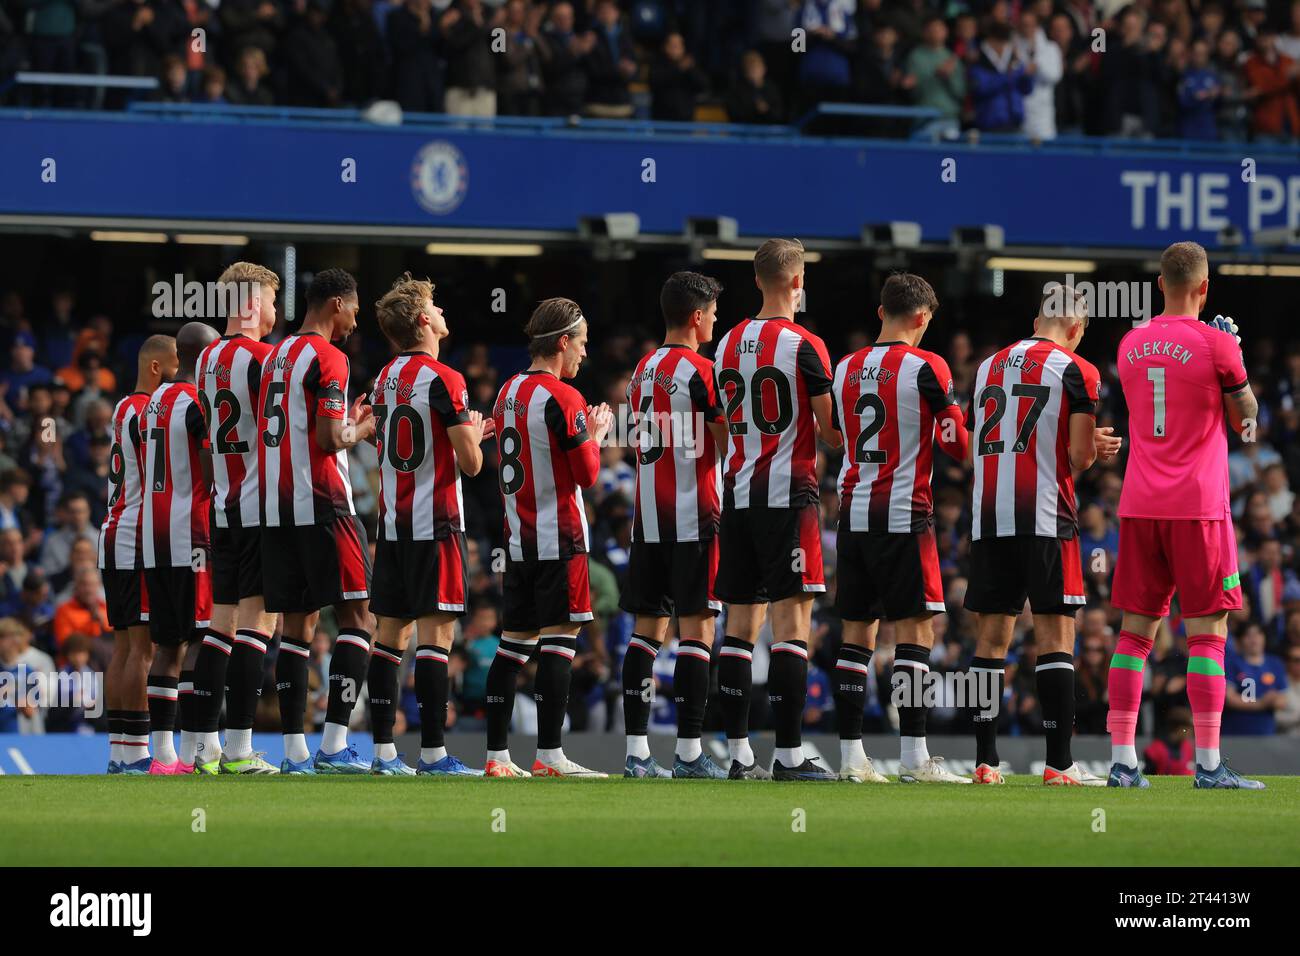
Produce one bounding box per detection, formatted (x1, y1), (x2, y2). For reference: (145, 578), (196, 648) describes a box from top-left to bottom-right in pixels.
(1094, 426), (1122, 462)
(586, 402), (614, 445)
(467, 409), (495, 442)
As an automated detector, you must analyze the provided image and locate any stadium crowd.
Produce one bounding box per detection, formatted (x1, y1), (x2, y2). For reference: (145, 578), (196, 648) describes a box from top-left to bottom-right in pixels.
(0, 277), (1297, 764)
(3, 0), (1300, 142)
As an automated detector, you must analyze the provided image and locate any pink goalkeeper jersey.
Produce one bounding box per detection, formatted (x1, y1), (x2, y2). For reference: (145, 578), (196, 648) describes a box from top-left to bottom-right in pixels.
(1117, 315), (1249, 520)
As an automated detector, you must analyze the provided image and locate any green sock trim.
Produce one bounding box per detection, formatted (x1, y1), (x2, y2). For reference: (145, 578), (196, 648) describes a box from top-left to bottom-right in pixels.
(1188, 656), (1225, 677)
(1110, 653), (1146, 672)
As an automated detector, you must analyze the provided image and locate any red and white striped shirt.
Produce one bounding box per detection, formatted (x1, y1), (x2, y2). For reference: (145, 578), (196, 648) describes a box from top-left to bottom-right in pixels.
(196, 334), (272, 529)
(98, 392), (150, 571)
(969, 338), (1100, 540)
(370, 352), (471, 541)
(492, 370), (595, 561)
(142, 382), (210, 569)
(257, 333), (356, 527)
(713, 317), (832, 509)
(627, 345), (723, 543)
(833, 342), (965, 533)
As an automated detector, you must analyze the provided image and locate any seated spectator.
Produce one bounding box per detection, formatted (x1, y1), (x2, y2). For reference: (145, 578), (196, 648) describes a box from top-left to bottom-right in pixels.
(1014, 9), (1062, 140)
(496, 0), (544, 116)
(3, 615), (55, 732)
(200, 65), (229, 104)
(1215, 28), (1251, 140)
(157, 53), (191, 103)
(583, 0), (637, 118)
(905, 15), (965, 139)
(14, 569), (55, 653)
(649, 31), (707, 122)
(0, 526), (28, 613)
(0, 470), (34, 539)
(284, 0), (344, 107)
(1179, 37), (1222, 139)
(52, 565), (109, 652)
(726, 49), (785, 125)
(1244, 537), (1298, 638)
(442, 0), (498, 117)
(101, 0), (188, 98)
(968, 21), (1034, 133)
(799, 0), (858, 109)
(858, 24), (911, 111)
(537, 1), (590, 116)
(45, 632), (99, 732)
(1073, 632), (1109, 733)
(38, 491), (97, 584)
(225, 46), (275, 107)
(57, 346), (116, 394)
(387, 0), (442, 112)
(1, 333), (54, 406)
(1142, 705), (1195, 775)
(1242, 29), (1300, 141)
(219, 0), (285, 70)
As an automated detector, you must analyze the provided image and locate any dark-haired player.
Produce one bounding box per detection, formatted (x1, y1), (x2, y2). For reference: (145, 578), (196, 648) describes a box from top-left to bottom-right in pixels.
(100, 334), (177, 773)
(366, 274), (493, 775)
(961, 284), (1121, 786)
(142, 321), (219, 774)
(258, 268), (376, 774)
(619, 272), (729, 779)
(192, 261), (280, 774)
(713, 238), (843, 781)
(484, 298), (613, 777)
(831, 274), (969, 784)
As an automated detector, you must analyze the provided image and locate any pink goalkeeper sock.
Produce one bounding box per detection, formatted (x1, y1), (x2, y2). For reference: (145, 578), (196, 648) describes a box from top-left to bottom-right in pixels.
(1106, 630), (1153, 746)
(1186, 634), (1227, 751)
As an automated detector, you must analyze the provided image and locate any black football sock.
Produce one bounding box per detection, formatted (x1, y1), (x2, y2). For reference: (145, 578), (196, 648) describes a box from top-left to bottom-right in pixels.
(674, 639), (712, 743)
(122, 710), (150, 759)
(717, 635), (753, 742)
(178, 669), (198, 735)
(893, 643), (930, 739)
(225, 629), (271, 733)
(535, 635), (577, 751)
(275, 637), (311, 736)
(325, 630), (372, 727)
(768, 639), (809, 751)
(622, 633), (662, 737)
(833, 644), (873, 741)
(192, 630), (231, 734)
(970, 656), (1006, 767)
(107, 710), (123, 754)
(1036, 652), (1076, 771)
(414, 646), (449, 749)
(367, 642), (402, 746)
(486, 636), (535, 752)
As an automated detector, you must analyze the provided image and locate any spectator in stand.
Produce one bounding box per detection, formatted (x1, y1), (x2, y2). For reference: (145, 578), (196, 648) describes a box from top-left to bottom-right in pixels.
(1239, 0), (1269, 49)
(649, 31), (706, 121)
(968, 20), (1034, 133)
(199, 65), (228, 104)
(537, 0), (591, 116)
(750, 0), (799, 93)
(906, 15), (965, 139)
(0, 526), (28, 614)
(1014, 8), (1062, 140)
(726, 49), (785, 125)
(1101, 7), (1157, 137)
(45, 632), (99, 731)
(798, 0), (858, 110)
(1215, 28), (1251, 139)
(387, 0), (443, 112)
(496, 0), (544, 116)
(1245, 537), (1298, 639)
(1277, 644), (1300, 735)
(1074, 630), (1109, 733)
(1242, 28), (1300, 142)
(225, 46), (275, 106)
(1, 333), (54, 408)
(15, 569), (55, 653)
(284, 0), (344, 107)
(1179, 37), (1222, 139)
(38, 491), (96, 583)
(101, 0), (188, 99)
(0, 618), (33, 732)
(57, 344), (115, 394)
(584, 0), (637, 118)
(1224, 621), (1289, 734)
(329, 0), (389, 106)
(442, 0), (498, 116)
(1142, 705), (1196, 774)
(21, 0), (79, 107)
(1280, 0), (1300, 62)
(219, 0), (285, 71)
(53, 564), (108, 653)
(858, 23), (912, 111)
(1262, 461), (1295, 522)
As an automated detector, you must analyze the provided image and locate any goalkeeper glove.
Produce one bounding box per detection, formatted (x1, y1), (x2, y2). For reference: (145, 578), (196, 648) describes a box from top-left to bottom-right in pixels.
(1209, 314), (1241, 345)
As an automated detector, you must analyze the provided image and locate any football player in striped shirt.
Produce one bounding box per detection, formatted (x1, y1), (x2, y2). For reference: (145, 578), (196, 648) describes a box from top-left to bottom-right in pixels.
(100, 335), (177, 774)
(484, 298), (613, 778)
(830, 274), (970, 784)
(713, 239), (843, 781)
(191, 262), (280, 774)
(618, 271), (729, 779)
(365, 274), (493, 776)
(960, 284), (1121, 786)
(142, 321), (219, 774)
(257, 269), (377, 774)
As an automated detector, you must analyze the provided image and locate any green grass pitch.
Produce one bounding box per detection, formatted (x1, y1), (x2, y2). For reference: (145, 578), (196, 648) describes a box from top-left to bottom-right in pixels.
(3, 775), (1297, 866)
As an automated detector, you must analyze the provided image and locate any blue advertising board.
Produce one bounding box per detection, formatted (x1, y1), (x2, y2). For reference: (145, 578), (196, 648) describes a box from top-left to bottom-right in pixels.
(2, 108), (1299, 251)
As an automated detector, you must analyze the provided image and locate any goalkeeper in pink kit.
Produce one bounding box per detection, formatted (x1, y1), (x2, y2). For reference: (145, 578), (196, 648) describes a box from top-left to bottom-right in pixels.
(1108, 241), (1264, 789)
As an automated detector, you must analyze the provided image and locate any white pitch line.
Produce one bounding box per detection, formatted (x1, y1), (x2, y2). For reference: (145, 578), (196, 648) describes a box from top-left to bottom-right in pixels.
(6, 748), (33, 775)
